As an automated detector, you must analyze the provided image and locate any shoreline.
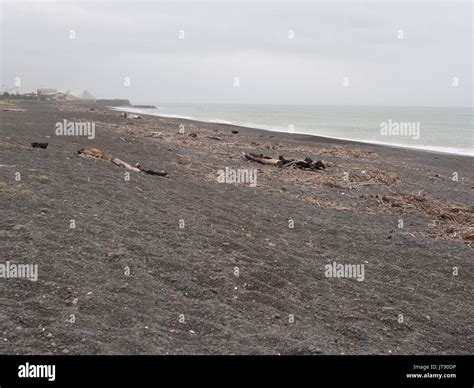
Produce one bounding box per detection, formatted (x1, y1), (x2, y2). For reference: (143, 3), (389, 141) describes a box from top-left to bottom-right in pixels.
(110, 105), (474, 158)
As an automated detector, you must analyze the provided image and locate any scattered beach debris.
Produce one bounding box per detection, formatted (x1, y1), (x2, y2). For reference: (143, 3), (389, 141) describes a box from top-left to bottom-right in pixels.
(31, 142), (48, 149)
(78, 147), (105, 159)
(120, 112), (141, 119)
(279, 155), (326, 171)
(461, 229), (474, 242)
(241, 152), (326, 171)
(77, 148), (168, 177)
(144, 132), (163, 138)
(206, 135), (223, 141)
(340, 167), (400, 186)
(265, 143), (285, 151)
(188, 132), (197, 138)
(362, 191), (472, 223)
(361, 191), (474, 242)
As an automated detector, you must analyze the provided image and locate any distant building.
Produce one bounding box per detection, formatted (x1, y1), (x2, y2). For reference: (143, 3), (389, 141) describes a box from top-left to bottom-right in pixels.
(35, 88), (95, 101)
(37, 88), (57, 96)
(68, 90), (96, 101)
(55, 92), (68, 101)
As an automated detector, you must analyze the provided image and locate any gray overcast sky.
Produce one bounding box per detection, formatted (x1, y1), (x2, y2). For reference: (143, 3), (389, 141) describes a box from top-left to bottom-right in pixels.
(1, 0), (472, 106)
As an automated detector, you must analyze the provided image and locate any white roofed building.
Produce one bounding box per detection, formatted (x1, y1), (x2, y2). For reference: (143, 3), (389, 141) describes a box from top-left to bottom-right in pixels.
(68, 90), (96, 101)
(37, 88), (57, 96)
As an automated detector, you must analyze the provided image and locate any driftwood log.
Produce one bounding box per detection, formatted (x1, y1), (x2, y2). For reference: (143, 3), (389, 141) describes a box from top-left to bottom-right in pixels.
(242, 152), (283, 167)
(111, 158), (141, 173)
(136, 164), (168, 177)
(242, 152), (326, 171)
(31, 142), (48, 149)
(78, 148), (168, 177)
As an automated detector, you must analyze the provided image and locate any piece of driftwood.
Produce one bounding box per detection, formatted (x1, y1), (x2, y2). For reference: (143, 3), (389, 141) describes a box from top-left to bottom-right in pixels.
(136, 163), (168, 177)
(144, 132), (163, 138)
(281, 156), (326, 171)
(206, 136), (223, 141)
(3, 108), (26, 112)
(31, 142), (48, 149)
(78, 148), (168, 177)
(241, 152), (283, 167)
(111, 158), (141, 172)
(313, 160), (326, 170)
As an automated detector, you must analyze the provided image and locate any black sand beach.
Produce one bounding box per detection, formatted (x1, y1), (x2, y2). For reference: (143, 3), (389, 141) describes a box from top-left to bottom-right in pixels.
(0, 100), (472, 355)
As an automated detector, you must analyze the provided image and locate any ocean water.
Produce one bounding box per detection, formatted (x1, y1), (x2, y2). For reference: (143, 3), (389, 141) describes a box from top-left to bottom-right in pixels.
(115, 104), (473, 156)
